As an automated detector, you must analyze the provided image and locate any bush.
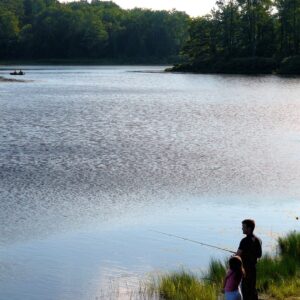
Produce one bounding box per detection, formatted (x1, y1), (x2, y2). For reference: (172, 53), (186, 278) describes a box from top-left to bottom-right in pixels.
(213, 57), (277, 74)
(169, 57), (277, 74)
(279, 56), (300, 74)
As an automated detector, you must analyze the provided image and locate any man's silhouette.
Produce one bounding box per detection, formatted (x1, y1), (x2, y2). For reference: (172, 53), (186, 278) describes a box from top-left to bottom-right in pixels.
(237, 219), (262, 300)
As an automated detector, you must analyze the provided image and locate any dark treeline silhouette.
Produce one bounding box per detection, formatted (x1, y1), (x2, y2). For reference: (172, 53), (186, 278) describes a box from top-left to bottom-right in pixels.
(173, 0), (300, 74)
(1, 0), (300, 73)
(0, 0), (189, 63)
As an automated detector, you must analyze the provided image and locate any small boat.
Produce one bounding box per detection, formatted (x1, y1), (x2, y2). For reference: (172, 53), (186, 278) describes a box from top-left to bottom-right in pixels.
(10, 70), (25, 76)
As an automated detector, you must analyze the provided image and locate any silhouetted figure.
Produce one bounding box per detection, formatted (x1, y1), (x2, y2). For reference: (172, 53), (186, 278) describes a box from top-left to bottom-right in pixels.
(223, 256), (244, 300)
(10, 70), (25, 76)
(237, 219), (262, 300)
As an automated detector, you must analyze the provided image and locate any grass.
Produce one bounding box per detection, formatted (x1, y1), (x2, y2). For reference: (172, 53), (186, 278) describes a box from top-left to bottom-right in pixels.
(155, 270), (218, 300)
(267, 279), (300, 300)
(150, 232), (300, 300)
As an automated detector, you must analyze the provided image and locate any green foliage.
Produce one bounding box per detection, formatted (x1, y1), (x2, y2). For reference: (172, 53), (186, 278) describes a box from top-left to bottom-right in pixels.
(0, 0), (189, 62)
(267, 278), (300, 300)
(278, 231), (300, 260)
(0, 11), (20, 58)
(157, 271), (218, 300)
(153, 231), (300, 300)
(0, 0), (25, 19)
(257, 255), (297, 291)
(1, 0), (300, 70)
(214, 57), (278, 74)
(175, 0), (300, 74)
(279, 55), (300, 73)
(206, 259), (227, 287)
(275, 0), (300, 56)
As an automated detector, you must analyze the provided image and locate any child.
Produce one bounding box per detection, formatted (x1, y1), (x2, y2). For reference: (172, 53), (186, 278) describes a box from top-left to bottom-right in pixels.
(223, 256), (244, 300)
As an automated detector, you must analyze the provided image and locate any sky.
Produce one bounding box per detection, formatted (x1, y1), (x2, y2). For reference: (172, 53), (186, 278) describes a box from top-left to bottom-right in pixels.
(112, 0), (216, 17)
(61, 0), (217, 17)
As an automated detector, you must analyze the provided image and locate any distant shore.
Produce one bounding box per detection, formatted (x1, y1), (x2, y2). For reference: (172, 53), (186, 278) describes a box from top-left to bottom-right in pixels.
(167, 56), (300, 76)
(0, 58), (177, 66)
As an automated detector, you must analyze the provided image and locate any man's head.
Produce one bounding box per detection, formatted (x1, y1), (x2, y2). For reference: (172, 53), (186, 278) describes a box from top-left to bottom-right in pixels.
(242, 219), (255, 235)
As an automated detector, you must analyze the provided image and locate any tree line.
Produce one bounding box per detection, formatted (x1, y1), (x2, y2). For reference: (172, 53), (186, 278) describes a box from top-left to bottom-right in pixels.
(174, 0), (300, 74)
(1, 0), (300, 73)
(0, 0), (189, 63)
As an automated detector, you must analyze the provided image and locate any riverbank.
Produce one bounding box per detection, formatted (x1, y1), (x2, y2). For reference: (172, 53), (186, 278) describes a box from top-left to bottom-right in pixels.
(150, 232), (300, 300)
(168, 56), (300, 76)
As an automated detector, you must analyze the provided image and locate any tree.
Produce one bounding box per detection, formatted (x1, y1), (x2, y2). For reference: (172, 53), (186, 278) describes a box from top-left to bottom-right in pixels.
(0, 11), (20, 58)
(213, 0), (241, 57)
(275, 0), (300, 56)
(235, 0), (275, 56)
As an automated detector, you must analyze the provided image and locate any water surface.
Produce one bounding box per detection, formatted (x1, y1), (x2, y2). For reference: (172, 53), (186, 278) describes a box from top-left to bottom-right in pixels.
(1, 66), (300, 300)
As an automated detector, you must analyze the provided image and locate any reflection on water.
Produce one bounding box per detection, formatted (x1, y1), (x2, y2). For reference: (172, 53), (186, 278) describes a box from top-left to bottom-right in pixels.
(0, 66), (300, 299)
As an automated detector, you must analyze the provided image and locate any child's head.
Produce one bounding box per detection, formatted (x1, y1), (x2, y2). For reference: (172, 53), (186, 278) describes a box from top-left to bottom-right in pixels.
(229, 256), (243, 272)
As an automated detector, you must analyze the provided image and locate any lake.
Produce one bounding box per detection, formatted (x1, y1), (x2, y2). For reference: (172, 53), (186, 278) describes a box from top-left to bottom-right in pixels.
(0, 66), (300, 300)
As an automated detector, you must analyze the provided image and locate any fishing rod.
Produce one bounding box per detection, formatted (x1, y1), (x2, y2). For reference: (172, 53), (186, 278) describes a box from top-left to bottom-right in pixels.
(150, 230), (236, 254)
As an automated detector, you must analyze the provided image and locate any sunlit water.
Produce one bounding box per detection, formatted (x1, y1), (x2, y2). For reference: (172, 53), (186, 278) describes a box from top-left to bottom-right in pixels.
(1, 66), (300, 300)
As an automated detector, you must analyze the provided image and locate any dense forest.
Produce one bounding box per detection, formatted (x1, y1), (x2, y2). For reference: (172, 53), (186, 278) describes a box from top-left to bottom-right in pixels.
(0, 0), (189, 63)
(0, 0), (300, 73)
(174, 0), (300, 74)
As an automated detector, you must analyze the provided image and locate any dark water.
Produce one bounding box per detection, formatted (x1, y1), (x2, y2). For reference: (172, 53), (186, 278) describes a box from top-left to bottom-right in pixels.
(1, 66), (300, 300)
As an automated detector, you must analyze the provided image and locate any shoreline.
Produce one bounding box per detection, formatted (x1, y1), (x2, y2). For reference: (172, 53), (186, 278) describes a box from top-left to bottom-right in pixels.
(0, 59), (175, 66)
(153, 232), (300, 300)
(1, 64), (298, 77)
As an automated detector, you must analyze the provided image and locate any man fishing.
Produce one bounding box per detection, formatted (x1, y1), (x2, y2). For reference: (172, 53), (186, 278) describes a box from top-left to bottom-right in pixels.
(236, 219), (262, 300)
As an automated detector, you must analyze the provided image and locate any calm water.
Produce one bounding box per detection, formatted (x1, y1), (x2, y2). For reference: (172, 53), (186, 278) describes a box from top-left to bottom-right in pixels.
(1, 66), (300, 300)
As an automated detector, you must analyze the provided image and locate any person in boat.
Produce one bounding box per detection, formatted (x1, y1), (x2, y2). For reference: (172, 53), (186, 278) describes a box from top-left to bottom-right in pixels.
(18, 70), (24, 75)
(236, 219), (262, 300)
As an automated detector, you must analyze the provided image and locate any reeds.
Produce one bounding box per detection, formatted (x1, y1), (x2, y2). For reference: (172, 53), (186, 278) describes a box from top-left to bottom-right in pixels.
(155, 270), (218, 300)
(151, 231), (300, 300)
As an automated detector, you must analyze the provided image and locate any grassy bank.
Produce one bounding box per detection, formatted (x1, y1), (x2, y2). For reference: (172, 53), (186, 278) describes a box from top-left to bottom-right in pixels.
(151, 232), (300, 300)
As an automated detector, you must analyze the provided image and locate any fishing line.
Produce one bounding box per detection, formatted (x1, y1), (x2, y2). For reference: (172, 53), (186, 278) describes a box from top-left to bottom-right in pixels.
(150, 230), (235, 254)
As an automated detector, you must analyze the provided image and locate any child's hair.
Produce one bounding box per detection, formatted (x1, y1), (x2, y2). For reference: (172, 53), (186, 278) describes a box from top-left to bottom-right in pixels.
(229, 256), (245, 278)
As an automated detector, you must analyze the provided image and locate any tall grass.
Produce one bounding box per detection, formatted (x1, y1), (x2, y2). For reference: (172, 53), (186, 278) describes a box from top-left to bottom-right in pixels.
(267, 279), (300, 300)
(257, 255), (297, 291)
(206, 259), (227, 287)
(278, 231), (300, 261)
(151, 231), (300, 300)
(156, 270), (218, 300)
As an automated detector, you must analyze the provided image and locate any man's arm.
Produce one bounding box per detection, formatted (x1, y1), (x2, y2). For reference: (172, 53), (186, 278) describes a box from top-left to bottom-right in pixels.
(237, 238), (244, 257)
(256, 238), (262, 258)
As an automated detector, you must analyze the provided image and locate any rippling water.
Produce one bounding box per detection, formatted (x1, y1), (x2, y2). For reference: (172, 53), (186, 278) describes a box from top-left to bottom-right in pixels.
(1, 66), (300, 300)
